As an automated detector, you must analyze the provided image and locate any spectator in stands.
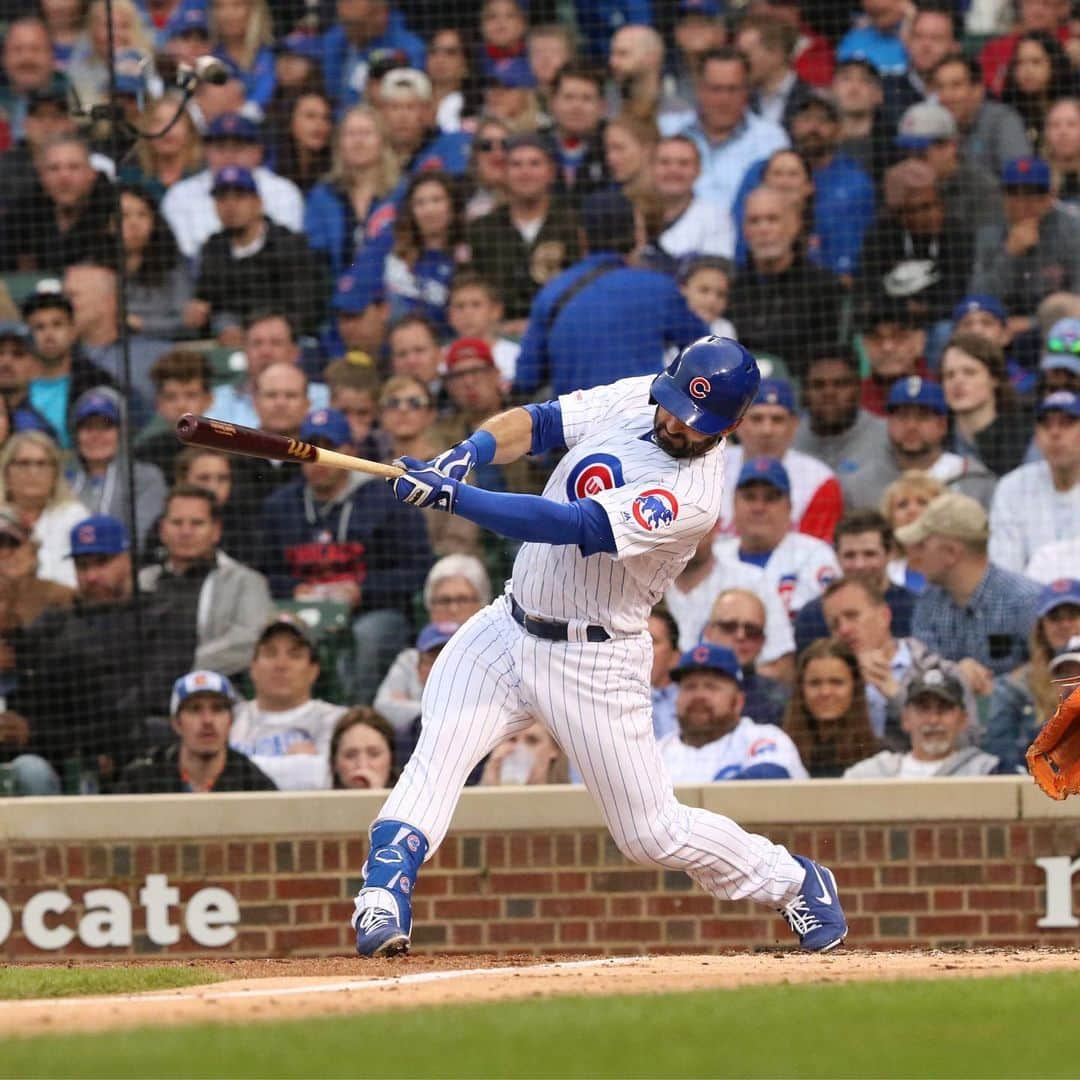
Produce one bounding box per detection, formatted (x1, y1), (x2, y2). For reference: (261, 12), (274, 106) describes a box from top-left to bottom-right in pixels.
(139, 482), (271, 676)
(0, 431), (86, 588)
(387, 315), (442, 391)
(649, 134), (734, 261)
(303, 104), (403, 282)
(375, 553), (490, 731)
(1040, 316), (1080, 395)
(467, 133), (581, 328)
(783, 638), (879, 777)
(735, 12), (814, 128)
(664, 48), (788, 218)
(62, 262), (170, 422)
(844, 375), (998, 513)
(1044, 97), (1080, 206)
(719, 377), (842, 543)
(714, 457), (840, 620)
(880, 6), (960, 128)
(727, 186), (841, 377)
(657, 643), (806, 783)
(515, 190), (707, 396)
(794, 509), (917, 652)
(426, 27), (473, 134)
(846, 666), (999, 777)
(898, 491), (1042, 692)
(124, 93), (205, 199)
(1001, 32), (1075, 149)
(676, 255), (737, 340)
(447, 273), (519, 386)
(324, 359), (390, 462)
(481, 719), (568, 786)
(979, 0), (1071, 96)
(483, 67), (542, 135)
(794, 348), (888, 477)
(67, 0), (151, 109)
(67, 389), (165, 545)
(115, 183), (192, 341)
(261, 407), (433, 702)
(942, 333), (1034, 478)
(607, 24), (687, 127)
(464, 114), (511, 222)
(476, 0), (529, 82)
(988, 391), (1080, 572)
(528, 24), (576, 109)
(756, 0), (834, 88)
(0, 85), (77, 213)
(857, 298), (930, 417)
(377, 68), (469, 176)
(2, 134), (114, 274)
(0, 17), (66, 142)
(270, 91), (335, 197)
(700, 588), (788, 722)
(971, 157), (1080, 326)
(647, 605), (680, 740)
(115, 670), (276, 794)
(670, 0), (727, 103)
(22, 285), (115, 451)
(832, 57), (891, 183)
(187, 165), (321, 344)
(209, 0), (275, 116)
(881, 469), (946, 592)
(330, 706), (399, 790)
(0, 322), (56, 439)
(951, 294), (1013, 353)
(837, 0), (910, 77)
(930, 56), (1032, 178)
(135, 350), (213, 482)
(161, 112), (304, 260)
(605, 112), (660, 200)
(538, 62), (609, 204)
(984, 578), (1080, 769)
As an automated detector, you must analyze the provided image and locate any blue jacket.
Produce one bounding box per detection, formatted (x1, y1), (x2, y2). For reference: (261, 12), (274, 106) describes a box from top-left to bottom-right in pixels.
(316, 15), (425, 108)
(259, 474), (433, 612)
(407, 128), (472, 176)
(515, 253), (708, 396)
(304, 179), (401, 280)
(732, 152), (875, 276)
(213, 45), (276, 111)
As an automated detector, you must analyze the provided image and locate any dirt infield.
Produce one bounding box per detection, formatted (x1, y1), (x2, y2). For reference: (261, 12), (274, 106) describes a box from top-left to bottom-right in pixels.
(3, 949), (1080, 1036)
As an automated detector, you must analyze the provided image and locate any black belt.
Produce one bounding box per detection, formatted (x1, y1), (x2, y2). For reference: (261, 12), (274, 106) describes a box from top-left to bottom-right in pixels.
(509, 596), (610, 643)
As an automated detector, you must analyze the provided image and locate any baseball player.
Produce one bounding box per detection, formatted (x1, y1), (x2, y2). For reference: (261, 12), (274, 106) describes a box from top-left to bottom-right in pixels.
(350, 337), (848, 957)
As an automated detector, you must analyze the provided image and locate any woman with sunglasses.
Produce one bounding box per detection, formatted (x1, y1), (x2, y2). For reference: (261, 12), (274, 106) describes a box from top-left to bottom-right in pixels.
(465, 115), (511, 222)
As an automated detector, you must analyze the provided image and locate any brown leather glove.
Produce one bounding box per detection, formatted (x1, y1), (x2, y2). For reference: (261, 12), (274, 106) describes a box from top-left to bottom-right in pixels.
(1026, 685), (1080, 800)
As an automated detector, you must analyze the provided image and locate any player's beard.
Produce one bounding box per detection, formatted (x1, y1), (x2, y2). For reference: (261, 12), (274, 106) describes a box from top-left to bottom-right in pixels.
(652, 411), (721, 459)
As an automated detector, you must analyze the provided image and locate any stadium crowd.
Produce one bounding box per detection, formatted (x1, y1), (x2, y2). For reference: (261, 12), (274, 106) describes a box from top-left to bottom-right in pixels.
(0, 0), (1077, 796)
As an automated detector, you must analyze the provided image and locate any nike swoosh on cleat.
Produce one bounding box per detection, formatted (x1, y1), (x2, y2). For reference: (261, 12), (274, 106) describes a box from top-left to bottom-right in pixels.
(811, 863), (833, 905)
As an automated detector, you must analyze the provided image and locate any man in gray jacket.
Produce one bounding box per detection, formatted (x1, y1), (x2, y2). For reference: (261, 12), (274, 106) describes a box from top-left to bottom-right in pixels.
(139, 484), (272, 678)
(841, 375), (997, 510)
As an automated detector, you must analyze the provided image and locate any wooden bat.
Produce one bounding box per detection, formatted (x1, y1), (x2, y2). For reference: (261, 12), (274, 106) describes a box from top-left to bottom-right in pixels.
(174, 414), (404, 479)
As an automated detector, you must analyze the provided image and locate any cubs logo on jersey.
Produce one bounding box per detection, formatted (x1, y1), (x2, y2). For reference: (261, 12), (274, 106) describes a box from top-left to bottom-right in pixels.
(566, 453), (624, 502)
(632, 489), (679, 531)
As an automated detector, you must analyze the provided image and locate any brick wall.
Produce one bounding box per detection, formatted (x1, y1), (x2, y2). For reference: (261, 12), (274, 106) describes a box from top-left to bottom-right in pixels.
(4, 811), (1080, 957)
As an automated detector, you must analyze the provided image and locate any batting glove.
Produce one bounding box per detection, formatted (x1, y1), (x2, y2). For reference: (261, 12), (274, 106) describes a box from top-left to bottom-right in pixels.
(389, 456), (460, 513)
(429, 439), (478, 482)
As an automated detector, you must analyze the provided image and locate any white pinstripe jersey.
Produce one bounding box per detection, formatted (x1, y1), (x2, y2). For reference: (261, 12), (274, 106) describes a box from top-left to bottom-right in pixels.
(509, 375), (726, 636)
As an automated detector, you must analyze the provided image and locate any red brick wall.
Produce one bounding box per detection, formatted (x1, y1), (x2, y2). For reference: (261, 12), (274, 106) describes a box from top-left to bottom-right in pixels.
(4, 820), (1080, 958)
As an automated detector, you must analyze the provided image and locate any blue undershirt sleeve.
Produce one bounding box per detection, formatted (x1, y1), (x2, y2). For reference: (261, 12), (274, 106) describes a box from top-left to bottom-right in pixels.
(452, 484), (616, 555)
(523, 401), (566, 456)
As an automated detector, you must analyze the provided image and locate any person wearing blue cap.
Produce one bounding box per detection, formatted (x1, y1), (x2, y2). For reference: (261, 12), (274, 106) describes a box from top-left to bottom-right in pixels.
(1040, 316), (1080, 395)
(208, 0), (276, 114)
(114, 671), (276, 794)
(952, 294), (1010, 350)
(842, 374), (997, 512)
(988, 390), (1080, 573)
(161, 111), (304, 259)
(714, 456), (840, 620)
(658, 642), (807, 783)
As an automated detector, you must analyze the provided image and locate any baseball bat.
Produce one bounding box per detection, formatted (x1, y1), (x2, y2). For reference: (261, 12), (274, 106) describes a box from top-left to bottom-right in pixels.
(174, 414), (404, 479)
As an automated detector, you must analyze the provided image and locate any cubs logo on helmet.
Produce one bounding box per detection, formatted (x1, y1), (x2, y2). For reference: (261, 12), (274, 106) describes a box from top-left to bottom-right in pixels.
(688, 376), (711, 399)
(566, 453), (624, 502)
(632, 489), (679, 531)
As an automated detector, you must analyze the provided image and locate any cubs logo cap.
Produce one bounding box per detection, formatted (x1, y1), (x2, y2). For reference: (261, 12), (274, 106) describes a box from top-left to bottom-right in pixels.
(67, 515), (130, 558)
(331, 266), (386, 314)
(905, 666), (964, 708)
(299, 407), (351, 448)
(886, 375), (947, 416)
(671, 643), (743, 684)
(211, 165), (257, 195)
(416, 621), (460, 653)
(170, 670), (238, 715)
(1037, 390), (1080, 421)
(206, 113), (260, 143)
(753, 378), (795, 414)
(1001, 156), (1051, 191)
(73, 390), (121, 426)
(894, 492), (988, 547)
(736, 456), (790, 496)
(951, 294), (1006, 324)
(1037, 579), (1080, 619)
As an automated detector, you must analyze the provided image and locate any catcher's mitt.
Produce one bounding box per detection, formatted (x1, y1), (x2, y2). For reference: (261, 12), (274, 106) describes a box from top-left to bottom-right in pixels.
(1026, 685), (1080, 800)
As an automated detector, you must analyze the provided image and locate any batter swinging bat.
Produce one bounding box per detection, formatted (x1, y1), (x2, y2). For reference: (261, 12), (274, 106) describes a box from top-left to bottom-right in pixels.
(174, 413), (404, 479)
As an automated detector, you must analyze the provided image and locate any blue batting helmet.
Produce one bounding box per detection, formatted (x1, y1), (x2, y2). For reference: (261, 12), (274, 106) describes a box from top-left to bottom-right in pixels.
(650, 337), (761, 436)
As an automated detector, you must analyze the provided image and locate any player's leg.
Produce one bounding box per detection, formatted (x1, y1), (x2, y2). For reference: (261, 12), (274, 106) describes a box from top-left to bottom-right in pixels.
(526, 635), (847, 950)
(352, 600), (534, 956)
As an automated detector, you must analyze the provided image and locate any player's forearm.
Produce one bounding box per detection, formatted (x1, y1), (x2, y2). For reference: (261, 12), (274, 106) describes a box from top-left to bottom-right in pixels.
(476, 406), (536, 464)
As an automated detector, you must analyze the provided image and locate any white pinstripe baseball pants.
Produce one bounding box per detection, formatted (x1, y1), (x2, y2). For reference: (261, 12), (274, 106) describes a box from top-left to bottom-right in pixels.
(376, 596), (804, 905)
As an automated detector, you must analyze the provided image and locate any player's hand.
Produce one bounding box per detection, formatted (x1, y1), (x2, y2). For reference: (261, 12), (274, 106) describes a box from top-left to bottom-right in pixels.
(429, 440), (478, 482)
(389, 457), (459, 513)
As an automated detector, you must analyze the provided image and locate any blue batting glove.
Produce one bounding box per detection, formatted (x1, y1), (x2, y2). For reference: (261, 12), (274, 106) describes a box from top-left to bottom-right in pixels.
(429, 439), (478, 482)
(388, 456), (460, 513)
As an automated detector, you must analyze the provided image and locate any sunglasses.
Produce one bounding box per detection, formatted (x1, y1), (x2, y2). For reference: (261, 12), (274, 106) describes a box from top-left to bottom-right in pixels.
(709, 619), (765, 642)
(381, 395), (430, 411)
(476, 138), (506, 152)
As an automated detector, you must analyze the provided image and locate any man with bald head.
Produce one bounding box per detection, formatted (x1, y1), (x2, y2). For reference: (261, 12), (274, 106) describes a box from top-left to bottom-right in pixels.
(607, 25), (688, 124)
(727, 186), (843, 376)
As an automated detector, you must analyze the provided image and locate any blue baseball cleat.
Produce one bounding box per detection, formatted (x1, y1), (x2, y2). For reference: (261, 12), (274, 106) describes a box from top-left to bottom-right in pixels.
(352, 886), (412, 958)
(779, 855), (848, 952)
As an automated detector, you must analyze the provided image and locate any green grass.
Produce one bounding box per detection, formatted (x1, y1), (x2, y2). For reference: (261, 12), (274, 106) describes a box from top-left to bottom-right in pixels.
(2, 970), (1078, 1078)
(0, 966), (223, 1001)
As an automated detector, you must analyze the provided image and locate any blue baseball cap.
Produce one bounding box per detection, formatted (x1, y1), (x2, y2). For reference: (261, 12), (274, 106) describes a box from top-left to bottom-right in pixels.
(206, 112), (260, 143)
(1037, 390), (1080, 421)
(211, 165), (257, 195)
(753, 377), (796, 414)
(68, 515), (130, 558)
(416, 621), (460, 653)
(488, 59), (537, 89)
(1037, 578), (1080, 618)
(886, 375), (947, 416)
(0, 321), (33, 348)
(167, 8), (209, 37)
(736, 456), (790, 496)
(331, 266), (386, 315)
(671, 643), (743, 684)
(952, 294), (1006, 324)
(678, 0), (722, 15)
(170, 670), (238, 715)
(1001, 156), (1051, 191)
(1042, 318), (1080, 375)
(73, 391), (121, 426)
(299, 407), (350, 448)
